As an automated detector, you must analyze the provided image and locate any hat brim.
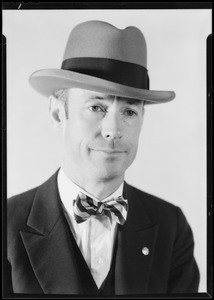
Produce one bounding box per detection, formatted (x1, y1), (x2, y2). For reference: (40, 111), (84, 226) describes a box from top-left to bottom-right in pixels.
(29, 69), (176, 104)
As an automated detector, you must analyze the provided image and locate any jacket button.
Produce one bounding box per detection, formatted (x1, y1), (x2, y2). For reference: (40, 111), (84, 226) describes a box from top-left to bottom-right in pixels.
(142, 247), (149, 255)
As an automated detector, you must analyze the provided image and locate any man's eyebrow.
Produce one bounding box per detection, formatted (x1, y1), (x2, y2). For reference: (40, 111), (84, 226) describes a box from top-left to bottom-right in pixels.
(87, 95), (106, 100)
(87, 95), (143, 106)
(117, 97), (143, 106)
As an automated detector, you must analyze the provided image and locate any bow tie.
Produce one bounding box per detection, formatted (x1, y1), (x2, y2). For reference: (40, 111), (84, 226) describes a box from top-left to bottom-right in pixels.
(73, 192), (128, 225)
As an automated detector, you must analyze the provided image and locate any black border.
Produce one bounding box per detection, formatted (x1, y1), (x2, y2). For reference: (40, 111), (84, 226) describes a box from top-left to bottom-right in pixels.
(206, 33), (213, 298)
(2, 2), (213, 299)
(1, 2), (213, 10)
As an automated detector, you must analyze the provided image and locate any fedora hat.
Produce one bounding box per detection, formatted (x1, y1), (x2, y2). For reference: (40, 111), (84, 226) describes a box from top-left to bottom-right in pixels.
(29, 20), (175, 103)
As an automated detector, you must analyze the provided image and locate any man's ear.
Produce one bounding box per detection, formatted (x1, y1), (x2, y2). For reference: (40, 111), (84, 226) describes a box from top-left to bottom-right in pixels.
(49, 95), (66, 129)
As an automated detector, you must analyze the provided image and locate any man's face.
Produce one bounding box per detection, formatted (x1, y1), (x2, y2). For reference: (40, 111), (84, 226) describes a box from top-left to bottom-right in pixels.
(61, 88), (144, 182)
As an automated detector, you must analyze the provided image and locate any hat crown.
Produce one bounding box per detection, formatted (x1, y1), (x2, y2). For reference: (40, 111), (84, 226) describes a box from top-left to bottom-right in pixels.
(29, 20), (175, 103)
(63, 20), (147, 68)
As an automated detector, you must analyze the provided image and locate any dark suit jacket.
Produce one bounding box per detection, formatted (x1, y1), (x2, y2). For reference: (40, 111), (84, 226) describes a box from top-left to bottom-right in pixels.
(6, 171), (199, 295)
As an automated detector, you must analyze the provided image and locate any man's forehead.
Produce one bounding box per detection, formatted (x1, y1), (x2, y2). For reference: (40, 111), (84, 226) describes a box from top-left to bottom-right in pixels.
(68, 88), (143, 105)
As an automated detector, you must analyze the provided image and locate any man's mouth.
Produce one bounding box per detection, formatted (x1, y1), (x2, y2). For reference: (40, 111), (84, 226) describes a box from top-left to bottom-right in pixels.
(90, 148), (126, 154)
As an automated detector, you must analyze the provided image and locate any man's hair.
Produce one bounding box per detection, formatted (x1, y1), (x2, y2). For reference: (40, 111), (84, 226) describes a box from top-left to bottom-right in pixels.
(53, 89), (69, 119)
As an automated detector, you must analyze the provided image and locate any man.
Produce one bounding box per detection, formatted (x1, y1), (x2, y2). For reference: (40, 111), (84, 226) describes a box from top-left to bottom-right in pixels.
(7, 20), (199, 295)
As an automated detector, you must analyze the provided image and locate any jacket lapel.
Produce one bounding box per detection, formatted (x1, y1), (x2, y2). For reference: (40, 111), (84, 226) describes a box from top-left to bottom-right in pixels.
(20, 172), (83, 294)
(115, 182), (159, 295)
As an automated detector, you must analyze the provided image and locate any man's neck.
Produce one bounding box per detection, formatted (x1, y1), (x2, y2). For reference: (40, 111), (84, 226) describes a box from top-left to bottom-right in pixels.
(61, 164), (124, 201)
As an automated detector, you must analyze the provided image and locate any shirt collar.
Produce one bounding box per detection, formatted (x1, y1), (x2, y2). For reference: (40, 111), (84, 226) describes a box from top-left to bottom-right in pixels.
(57, 167), (124, 216)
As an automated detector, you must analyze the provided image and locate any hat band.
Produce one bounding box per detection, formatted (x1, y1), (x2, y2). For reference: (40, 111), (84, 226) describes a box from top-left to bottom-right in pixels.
(61, 57), (149, 89)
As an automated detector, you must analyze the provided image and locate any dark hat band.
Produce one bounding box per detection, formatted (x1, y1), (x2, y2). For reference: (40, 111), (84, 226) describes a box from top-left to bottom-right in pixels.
(61, 57), (149, 89)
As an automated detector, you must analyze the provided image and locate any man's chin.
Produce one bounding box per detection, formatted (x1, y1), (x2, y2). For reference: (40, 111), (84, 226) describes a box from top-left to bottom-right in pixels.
(88, 166), (125, 181)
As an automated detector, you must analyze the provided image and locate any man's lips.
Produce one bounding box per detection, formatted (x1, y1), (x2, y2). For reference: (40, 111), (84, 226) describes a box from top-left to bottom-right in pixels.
(90, 148), (126, 154)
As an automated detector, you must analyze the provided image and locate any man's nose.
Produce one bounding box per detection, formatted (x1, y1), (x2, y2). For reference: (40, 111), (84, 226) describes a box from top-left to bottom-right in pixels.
(101, 113), (123, 141)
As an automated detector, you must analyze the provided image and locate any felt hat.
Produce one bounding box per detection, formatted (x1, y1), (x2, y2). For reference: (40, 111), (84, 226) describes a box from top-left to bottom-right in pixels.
(29, 20), (175, 103)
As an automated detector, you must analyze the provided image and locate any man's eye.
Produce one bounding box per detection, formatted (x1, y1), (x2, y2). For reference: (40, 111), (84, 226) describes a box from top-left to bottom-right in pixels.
(89, 106), (104, 112)
(124, 109), (137, 117)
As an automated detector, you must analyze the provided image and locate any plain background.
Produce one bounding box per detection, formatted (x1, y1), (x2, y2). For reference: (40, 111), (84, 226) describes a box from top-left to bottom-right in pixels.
(3, 9), (211, 293)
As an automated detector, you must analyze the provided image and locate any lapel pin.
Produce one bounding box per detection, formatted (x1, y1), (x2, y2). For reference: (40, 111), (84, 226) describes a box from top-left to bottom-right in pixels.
(142, 247), (149, 255)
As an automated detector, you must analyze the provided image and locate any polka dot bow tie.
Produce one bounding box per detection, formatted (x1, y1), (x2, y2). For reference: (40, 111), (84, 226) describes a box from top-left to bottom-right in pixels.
(73, 192), (128, 225)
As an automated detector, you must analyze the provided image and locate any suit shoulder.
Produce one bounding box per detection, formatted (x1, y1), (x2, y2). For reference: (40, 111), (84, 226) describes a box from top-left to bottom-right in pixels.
(7, 171), (59, 234)
(7, 187), (38, 231)
(126, 182), (180, 225)
(127, 183), (177, 210)
(8, 187), (38, 211)
(126, 183), (193, 242)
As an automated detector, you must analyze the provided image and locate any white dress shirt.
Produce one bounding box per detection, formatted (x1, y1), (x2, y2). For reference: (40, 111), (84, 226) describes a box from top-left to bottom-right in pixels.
(57, 167), (124, 288)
